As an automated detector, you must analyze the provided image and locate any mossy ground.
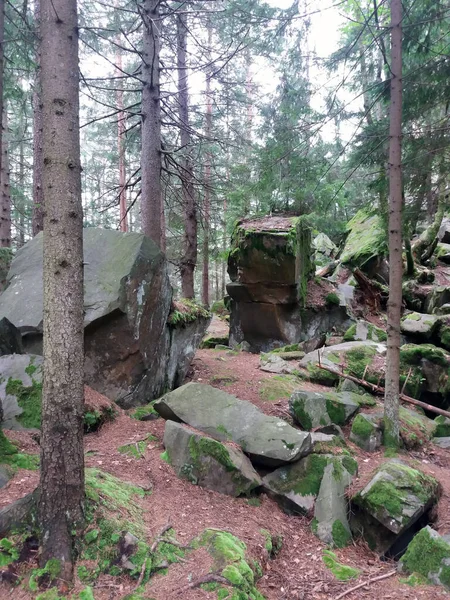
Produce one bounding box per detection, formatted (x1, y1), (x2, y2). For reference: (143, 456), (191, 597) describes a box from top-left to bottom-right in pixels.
(130, 402), (159, 421)
(259, 375), (300, 402)
(322, 550), (360, 581)
(6, 377), (43, 429)
(0, 429), (39, 472)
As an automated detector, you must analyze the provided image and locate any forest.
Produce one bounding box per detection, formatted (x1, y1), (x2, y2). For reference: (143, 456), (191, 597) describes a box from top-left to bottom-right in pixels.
(0, 0), (450, 599)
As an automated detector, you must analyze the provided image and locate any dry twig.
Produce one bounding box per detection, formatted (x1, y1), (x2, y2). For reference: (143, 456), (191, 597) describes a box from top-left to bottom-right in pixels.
(334, 569), (396, 600)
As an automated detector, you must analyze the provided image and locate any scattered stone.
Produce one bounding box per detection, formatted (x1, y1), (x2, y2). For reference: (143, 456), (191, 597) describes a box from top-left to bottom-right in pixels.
(350, 414), (382, 452)
(314, 459), (356, 547)
(400, 312), (439, 340)
(343, 320), (387, 343)
(351, 461), (441, 554)
(289, 390), (359, 430)
(163, 421), (262, 497)
(432, 437), (450, 448)
(315, 424), (344, 438)
(260, 354), (298, 374)
(0, 318), (23, 356)
(201, 334), (229, 349)
(263, 454), (357, 516)
(154, 383), (312, 467)
(399, 526), (450, 590)
(0, 465), (11, 489)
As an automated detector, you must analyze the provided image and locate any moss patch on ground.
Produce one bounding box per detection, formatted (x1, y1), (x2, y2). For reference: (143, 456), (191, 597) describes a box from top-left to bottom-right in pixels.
(322, 550), (360, 581)
(0, 429), (39, 472)
(130, 402), (159, 421)
(259, 375), (301, 402)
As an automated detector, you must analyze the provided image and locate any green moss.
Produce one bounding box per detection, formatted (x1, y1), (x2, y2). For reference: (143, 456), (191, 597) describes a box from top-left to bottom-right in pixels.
(341, 456), (358, 476)
(400, 344), (448, 368)
(325, 397), (346, 425)
(25, 363), (38, 376)
(131, 402), (159, 421)
(345, 347), (377, 379)
(118, 438), (149, 459)
(168, 298), (210, 326)
(160, 450), (171, 464)
(401, 527), (450, 584)
(0, 429), (18, 457)
(271, 454), (328, 497)
(403, 312), (421, 321)
(311, 518), (318, 534)
(36, 590), (63, 600)
(343, 324), (356, 342)
(325, 292), (340, 306)
(188, 436), (235, 471)
(384, 448), (398, 458)
(29, 558), (62, 590)
(216, 424), (232, 439)
(201, 335), (230, 349)
(331, 520), (351, 548)
(398, 573), (427, 586)
(290, 398), (313, 430)
(340, 209), (386, 269)
(351, 414), (376, 441)
(260, 529), (272, 554)
(260, 375), (300, 402)
(6, 377), (42, 429)
(305, 363), (339, 386)
(440, 326), (450, 349)
(271, 343), (301, 353)
(322, 550), (360, 581)
(434, 415), (450, 437)
(247, 498), (261, 507)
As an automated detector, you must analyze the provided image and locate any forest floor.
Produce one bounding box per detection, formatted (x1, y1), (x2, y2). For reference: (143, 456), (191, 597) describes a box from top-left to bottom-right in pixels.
(0, 318), (450, 599)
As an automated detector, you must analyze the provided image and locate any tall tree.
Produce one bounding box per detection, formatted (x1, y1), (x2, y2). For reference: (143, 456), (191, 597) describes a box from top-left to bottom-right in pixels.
(177, 10), (197, 298)
(202, 19), (213, 306)
(32, 0), (44, 236)
(38, 0), (85, 582)
(140, 0), (163, 248)
(0, 108), (10, 247)
(384, 0), (402, 448)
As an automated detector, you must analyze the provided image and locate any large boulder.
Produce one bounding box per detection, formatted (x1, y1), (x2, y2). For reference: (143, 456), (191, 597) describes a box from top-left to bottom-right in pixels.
(400, 526), (450, 590)
(313, 233), (338, 268)
(339, 210), (387, 278)
(263, 454), (357, 516)
(0, 318), (23, 356)
(289, 390), (360, 430)
(227, 216), (314, 352)
(163, 421), (262, 497)
(351, 460), (441, 554)
(424, 286), (450, 314)
(400, 312), (439, 340)
(154, 383), (312, 467)
(0, 229), (209, 407)
(343, 320), (387, 343)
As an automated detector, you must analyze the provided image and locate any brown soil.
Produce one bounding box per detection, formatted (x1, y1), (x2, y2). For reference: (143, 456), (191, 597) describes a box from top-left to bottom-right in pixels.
(0, 350), (450, 599)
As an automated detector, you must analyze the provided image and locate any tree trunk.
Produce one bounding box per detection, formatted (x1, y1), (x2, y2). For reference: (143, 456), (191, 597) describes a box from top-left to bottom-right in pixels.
(202, 21), (213, 307)
(39, 0), (85, 583)
(116, 45), (128, 232)
(384, 0), (403, 449)
(177, 12), (197, 299)
(32, 0), (44, 236)
(140, 0), (164, 249)
(18, 106), (26, 247)
(0, 108), (10, 247)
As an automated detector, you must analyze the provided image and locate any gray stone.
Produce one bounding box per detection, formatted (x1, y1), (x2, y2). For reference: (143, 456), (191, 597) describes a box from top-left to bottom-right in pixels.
(343, 320), (387, 343)
(314, 461), (355, 547)
(260, 354), (297, 374)
(349, 413), (382, 452)
(424, 286), (450, 314)
(0, 318), (23, 356)
(338, 378), (366, 395)
(154, 383), (312, 467)
(400, 312), (439, 339)
(352, 460), (440, 537)
(437, 303), (450, 315)
(289, 390), (359, 430)
(315, 424), (344, 438)
(0, 465), (11, 489)
(0, 488), (39, 537)
(438, 217), (450, 244)
(300, 341), (386, 371)
(163, 421), (262, 496)
(263, 454), (357, 516)
(432, 437), (450, 448)
(0, 229), (209, 406)
(436, 242), (450, 264)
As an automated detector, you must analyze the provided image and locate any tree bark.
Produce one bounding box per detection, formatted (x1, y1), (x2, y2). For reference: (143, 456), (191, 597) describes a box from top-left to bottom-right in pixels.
(140, 0), (164, 249)
(202, 21), (213, 307)
(39, 0), (85, 583)
(116, 45), (128, 232)
(32, 0), (44, 236)
(177, 12), (197, 299)
(384, 0), (403, 449)
(0, 108), (10, 247)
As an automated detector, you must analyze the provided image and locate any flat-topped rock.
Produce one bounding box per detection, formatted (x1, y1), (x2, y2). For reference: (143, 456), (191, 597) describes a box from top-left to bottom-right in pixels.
(400, 312), (439, 339)
(289, 390), (360, 430)
(154, 383), (312, 467)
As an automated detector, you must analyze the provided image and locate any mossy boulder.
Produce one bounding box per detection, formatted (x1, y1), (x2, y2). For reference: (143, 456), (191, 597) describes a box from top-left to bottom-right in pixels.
(193, 529), (265, 599)
(313, 232), (338, 267)
(289, 390), (360, 430)
(400, 312), (439, 340)
(350, 414), (382, 452)
(434, 415), (450, 437)
(340, 209), (386, 272)
(154, 383), (312, 467)
(201, 334), (230, 349)
(424, 286), (450, 314)
(259, 353), (299, 374)
(343, 321), (387, 343)
(162, 421), (262, 497)
(399, 526), (450, 589)
(352, 461), (440, 537)
(263, 454), (357, 517)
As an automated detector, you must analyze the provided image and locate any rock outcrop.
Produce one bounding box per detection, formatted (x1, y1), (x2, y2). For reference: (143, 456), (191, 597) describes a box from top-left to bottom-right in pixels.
(400, 526), (450, 590)
(162, 420), (262, 496)
(0, 229), (209, 407)
(289, 390), (360, 430)
(154, 382), (312, 467)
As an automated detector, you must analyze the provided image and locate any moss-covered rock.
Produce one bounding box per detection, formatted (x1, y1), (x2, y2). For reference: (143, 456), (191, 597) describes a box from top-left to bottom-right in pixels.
(163, 421), (262, 496)
(343, 321), (387, 343)
(350, 414), (382, 452)
(434, 415), (450, 437)
(340, 209), (386, 271)
(201, 334), (230, 349)
(400, 526), (450, 590)
(263, 454), (356, 516)
(289, 390), (360, 430)
(400, 312), (439, 340)
(352, 460), (440, 536)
